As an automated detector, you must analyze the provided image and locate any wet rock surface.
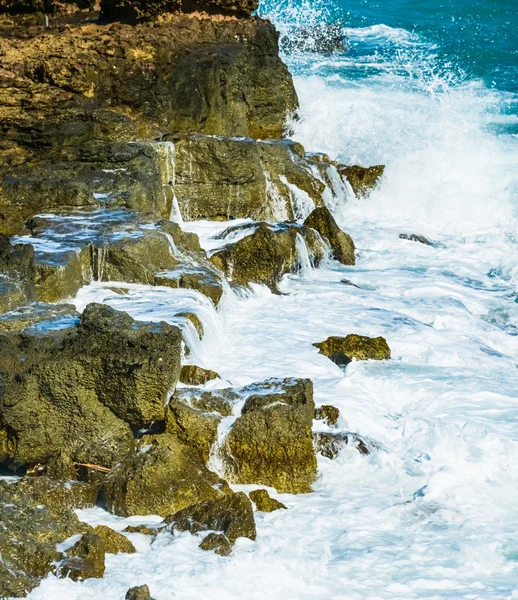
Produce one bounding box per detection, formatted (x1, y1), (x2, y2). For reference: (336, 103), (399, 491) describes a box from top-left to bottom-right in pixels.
(314, 432), (374, 459)
(93, 524), (136, 554)
(337, 164), (385, 196)
(179, 364), (220, 385)
(400, 233), (433, 245)
(126, 585), (156, 600)
(314, 334), (391, 366)
(304, 206), (355, 265)
(249, 488), (287, 512)
(314, 404), (340, 427)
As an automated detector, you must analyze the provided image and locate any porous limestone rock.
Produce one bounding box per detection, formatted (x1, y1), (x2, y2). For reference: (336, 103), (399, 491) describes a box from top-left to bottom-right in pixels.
(102, 434), (230, 517)
(179, 365), (220, 386)
(314, 334), (391, 366)
(249, 489), (287, 512)
(93, 525), (136, 554)
(60, 532), (106, 581)
(314, 404), (340, 427)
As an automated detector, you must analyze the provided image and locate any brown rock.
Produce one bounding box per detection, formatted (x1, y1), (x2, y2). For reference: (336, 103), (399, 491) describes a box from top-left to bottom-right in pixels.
(93, 525), (136, 554)
(249, 489), (286, 512)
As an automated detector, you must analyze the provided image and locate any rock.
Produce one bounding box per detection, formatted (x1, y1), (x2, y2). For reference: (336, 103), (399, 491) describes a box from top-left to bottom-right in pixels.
(337, 164), (385, 197)
(93, 525), (136, 554)
(166, 491), (256, 551)
(0, 0), (95, 15)
(155, 263), (225, 305)
(304, 206), (355, 265)
(399, 233), (432, 246)
(314, 404), (340, 427)
(249, 489), (287, 512)
(0, 303), (79, 334)
(126, 585), (156, 600)
(0, 303), (182, 470)
(314, 334), (391, 366)
(211, 223), (307, 291)
(169, 135), (323, 222)
(60, 532), (105, 581)
(100, 0), (259, 22)
(179, 365), (220, 385)
(340, 278), (359, 288)
(123, 524), (164, 537)
(314, 432), (371, 459)
(199, 532), (233, 556)
(221, 378), (317, 493)
(0, 479), (92, 597)
(102, 434), (230, 517)
(165, 387), (233, 461)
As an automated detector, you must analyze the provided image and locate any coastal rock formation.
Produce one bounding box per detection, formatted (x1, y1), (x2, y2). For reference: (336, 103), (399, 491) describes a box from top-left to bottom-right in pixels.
(221, 378), (317, 493)
(0, 0), (95, 15)
(249, 489), (287, 512)
(314, 404), (340, 427)
(179, 364), (220, 385)
(166, 491), (256, 555)
(102, 434), (231, 517)
(0, 303), (182, 470)
(92, 525), (136, 554)
(126, 586), (156, 600)
(304, 206), (355, 265)
(313, 432), (373, 459)
(337, 164), (385, 196)
(314, 334), (391, 366)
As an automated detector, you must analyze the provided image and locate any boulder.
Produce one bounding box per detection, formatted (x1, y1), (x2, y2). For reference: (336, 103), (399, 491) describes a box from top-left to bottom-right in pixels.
(59, 532), (106, 582)
(337, 164), (385, 197)
(399, 233), (432, 246)
(0, 303), (182, 470)
(166, 491), (256, 554)
(93, 525), (136, 554)
(169, 135), (324, 222)
(100, 0), (259, 22)
(314, 404), (340, 427)
(314, 334), (391, 366)
(102, 434), (231, 517)
(304, 206), (355, 265)
(221, 378), (317, 493)
(126, 586), (156, 600)
(199, 532), (233, 556)
(179, 365), (220, 385)
(249, 489), (286, 512)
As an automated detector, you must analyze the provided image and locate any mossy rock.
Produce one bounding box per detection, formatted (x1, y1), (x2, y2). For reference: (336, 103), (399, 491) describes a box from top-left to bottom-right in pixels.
(314, 334), (391, 365)
(93, 525), (136, 554)
(166, 491), (256, 551)
(126, 585), (156, 600)
(222, 378), (317, 494)
(102, 434), (231, 517)
(337, 164), (385, 196)
(314, 405), (340, 427)
(249, 489), (287, 512)
(123, 524), (163, 537)
(199, 532), (233, 556)
(314, 432), (371, 459)
(179, 365), (220, 386)
(304, 206), (355, 265)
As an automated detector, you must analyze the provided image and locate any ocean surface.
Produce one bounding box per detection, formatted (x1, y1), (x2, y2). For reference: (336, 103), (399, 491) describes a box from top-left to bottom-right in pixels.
(27, 1), (518, 599)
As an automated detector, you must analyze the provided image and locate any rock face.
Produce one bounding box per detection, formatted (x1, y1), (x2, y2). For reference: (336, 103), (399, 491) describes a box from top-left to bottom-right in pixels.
(0, 303), (182, 470)
(166, 491), (256, 555)
(221, 378), (317, 493)
(0, 0), (95, 14)
(304, 206), (355, 265)
(337, 164), (385, 196)
(314, 334), (391, 366)
(103, 434), (230, 517)
(100, 0), (259, 22)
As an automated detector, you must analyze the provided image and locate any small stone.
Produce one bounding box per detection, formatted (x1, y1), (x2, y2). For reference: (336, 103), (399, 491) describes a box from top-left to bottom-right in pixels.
(249, 489), (287, 512)
(314, 432), (371, 459)
(340, 278), (359, 288)
(199, 533), (232, 556)
(314, 405), (340, 427)
(399, 233), (432, 246)
(314, 334), (391, 365)
(126, 585), (155, 600)
(179, 365), (220, 386)
(93, 525), (136, 554)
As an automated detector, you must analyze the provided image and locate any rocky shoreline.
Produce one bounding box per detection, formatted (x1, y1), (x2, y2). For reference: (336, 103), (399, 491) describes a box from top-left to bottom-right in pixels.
(0, 1), (387, 597)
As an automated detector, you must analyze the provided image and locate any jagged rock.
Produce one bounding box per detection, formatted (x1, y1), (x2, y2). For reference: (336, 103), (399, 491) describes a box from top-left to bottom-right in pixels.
(60, 532), (106, 581)
(102, 434), (230, 517)
(179, 365), (220, 385)
(93, 525), (136, 554)
(100, 0), (258, 22)
(160, 220), (202, 254)
(165, 388), (233, 462)
(126, 585), (156, 600)
(399, 233), (432, 246)
(304, 206), (355, 265)
(221, 378), (317, 493)
(0, 480), (93, 598)
(314, 432), (371, 459)
(314, 404), (340, 427)
(249, 489), (287, 512)
(199, 532), (233, 556)
(0, 303), (182, 470)
(33, 246), (91, 302)
(169, 135), (324, 222)
(337, 164), (385, 196)
(155, 263), (224, 305)
(314, 334), (391, 366)
(166, 491), (256, 553)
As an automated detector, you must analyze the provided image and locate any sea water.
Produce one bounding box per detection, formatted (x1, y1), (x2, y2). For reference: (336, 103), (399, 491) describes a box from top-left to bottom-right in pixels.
(28, 1), (518, 598)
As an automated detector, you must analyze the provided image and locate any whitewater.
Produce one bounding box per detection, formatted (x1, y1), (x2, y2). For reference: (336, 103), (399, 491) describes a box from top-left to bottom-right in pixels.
(25, 1), (518, 599)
